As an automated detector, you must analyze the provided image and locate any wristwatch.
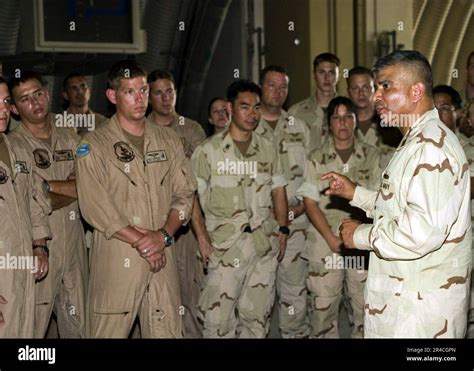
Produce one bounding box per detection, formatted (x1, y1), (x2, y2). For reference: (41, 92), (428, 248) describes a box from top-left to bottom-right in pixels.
(33, 244), (49, 258)
(278, 226), (290, 236)
(159, 228), (175, 247)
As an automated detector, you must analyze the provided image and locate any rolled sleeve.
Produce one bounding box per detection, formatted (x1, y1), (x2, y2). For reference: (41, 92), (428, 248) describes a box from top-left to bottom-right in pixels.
(295, 181), (320, 202)
(353, 223), (372, 250)
(104, 216), (130, 240)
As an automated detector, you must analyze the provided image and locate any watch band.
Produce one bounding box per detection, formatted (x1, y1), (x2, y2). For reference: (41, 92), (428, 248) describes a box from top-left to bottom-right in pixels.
(159, 228), (174, 247)
(278, 226), (290, 236)
(33, 245), (49, 258)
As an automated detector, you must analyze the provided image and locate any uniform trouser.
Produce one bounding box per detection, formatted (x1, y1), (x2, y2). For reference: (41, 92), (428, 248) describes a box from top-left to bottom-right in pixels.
(198, 233), (278, 338)
(86, 248), (183, 338)
(306, 259), (367, 338)
(275, 229), (309, 338)
(173, 225), (203, 338)
(467, 242), (474, 338)
(34, 240), (87, 338)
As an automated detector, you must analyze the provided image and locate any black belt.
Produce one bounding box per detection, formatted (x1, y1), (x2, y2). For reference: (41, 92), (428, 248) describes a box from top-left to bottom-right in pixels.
(243, 225), (252, 233)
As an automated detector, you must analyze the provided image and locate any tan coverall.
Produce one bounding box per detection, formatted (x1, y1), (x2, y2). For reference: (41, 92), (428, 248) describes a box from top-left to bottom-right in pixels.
(9, 117), (88, 338)
(148, 113), (206, 338)
(76, 115), (195, 338)
(256, 111), (311, 338)
(0, 134), (51, 338)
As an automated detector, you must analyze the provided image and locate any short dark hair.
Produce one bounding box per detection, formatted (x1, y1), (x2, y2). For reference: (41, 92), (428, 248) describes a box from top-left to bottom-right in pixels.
(313, 52), (340, 70)
(147, 69), (175, 85)
(226, 79), (261, 105)
(0, 76), (7, 86)
(259, 65), (288, 85)
(433, 85), (462, 109)
(327, 96), (357, 127)
(348, 66), (374, 81)
(207, 97), (226, 117)
(373, 50), (433, 98)
(8, 71), (45, 96)
(63, 72), (86, 90)
(107, 60), (147, 90)
(467, 51), (474, 68)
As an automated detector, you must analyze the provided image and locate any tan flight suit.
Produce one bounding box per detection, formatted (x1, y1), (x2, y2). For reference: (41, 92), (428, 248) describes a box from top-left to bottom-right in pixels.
(256, 111), (310, 338)
(76, 115), (195, 338)
(297, 137), (382, 338)
(9, 117), (88, 338)
(462, 138), (474, 338)
(0, 134), (51, 338)
(288, 95), (330, 152)
(148, 113), (206, 338)
(191, 130), (287, 338)
(351, 110), (471, 338)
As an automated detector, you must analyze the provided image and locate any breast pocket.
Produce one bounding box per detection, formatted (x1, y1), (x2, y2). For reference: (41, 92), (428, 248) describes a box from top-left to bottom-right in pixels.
(208, 184), (245, 218)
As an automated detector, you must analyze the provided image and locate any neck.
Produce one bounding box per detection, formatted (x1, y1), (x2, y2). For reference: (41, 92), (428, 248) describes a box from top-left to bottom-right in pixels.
(316, 89), (336, 108)
(334, 137), (354, 150)
(151, 110), (175, 126)
(229, 123), (252, 142)
(357, 106), (375, 122)
(215, 126), (226, 134)
(117, 113), (145, 136)
(23, 118), (51, 139)
(261, 104), (282, 121)
(398, 100), (433, 136)
(67, 105), (89, 115)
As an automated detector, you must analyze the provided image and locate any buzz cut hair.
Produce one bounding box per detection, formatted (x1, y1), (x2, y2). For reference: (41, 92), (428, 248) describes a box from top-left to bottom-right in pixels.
(373, 50), (433, 98)
(8, 71), (45, 96)
(147, 69), (175, 85)
(259, 65), (288, 86)
(226, 79), (261, 105)
(313, 52), (341, 70)
(63, 72), (87, 90)
(107, 60), (147, 90)
(348, 66), (374, 81)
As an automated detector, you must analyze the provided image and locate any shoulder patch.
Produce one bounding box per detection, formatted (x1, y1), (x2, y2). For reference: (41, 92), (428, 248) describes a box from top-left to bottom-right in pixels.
(76, 142), (91, 157)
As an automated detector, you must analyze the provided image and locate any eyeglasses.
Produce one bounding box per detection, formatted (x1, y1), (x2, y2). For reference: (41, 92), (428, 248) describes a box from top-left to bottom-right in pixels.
(436, 105), (455, 114)
(17, 89), (47, 105)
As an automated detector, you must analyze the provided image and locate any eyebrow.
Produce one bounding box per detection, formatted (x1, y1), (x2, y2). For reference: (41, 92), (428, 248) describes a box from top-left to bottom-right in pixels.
(376, 79), (392, 85)
(18, 88), (42, 100)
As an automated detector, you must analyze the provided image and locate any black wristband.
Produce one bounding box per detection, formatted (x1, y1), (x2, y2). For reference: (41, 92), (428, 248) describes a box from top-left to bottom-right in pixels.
(33, 245), (49, 258)
(278, 226), (290, 236)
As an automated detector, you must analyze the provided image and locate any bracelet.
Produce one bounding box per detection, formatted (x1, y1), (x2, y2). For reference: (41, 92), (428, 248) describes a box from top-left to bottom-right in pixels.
(33, 245), (49, 258)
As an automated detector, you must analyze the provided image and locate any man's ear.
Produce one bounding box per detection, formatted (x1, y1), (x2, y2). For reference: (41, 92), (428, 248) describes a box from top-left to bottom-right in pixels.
(411, 81), (425, 103)
(106, 88), (117, 105)
(10, 104), (19, 116)
(225, 101), (233, 118)
(62, 91), (69, 102)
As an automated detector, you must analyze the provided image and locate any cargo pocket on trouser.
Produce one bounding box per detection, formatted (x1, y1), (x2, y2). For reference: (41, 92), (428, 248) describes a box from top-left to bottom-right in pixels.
(140, 257), (183, 338)
(34, 299), (55, 338)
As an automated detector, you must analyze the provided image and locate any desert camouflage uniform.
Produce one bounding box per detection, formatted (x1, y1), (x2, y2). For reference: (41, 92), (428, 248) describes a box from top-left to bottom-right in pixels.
(191, 130), (287, 338)
(148, 113), (206, 338)
(288, 95), (329, 152)
(461, 138), (474, 338)
(296, 137), (382, 338)
(351, 109), (472, 338)
(0, 134), (51, 338)
(354, 118), (396, 169)
(9, 118), (87, 338)
(256, 111), (310, 338)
